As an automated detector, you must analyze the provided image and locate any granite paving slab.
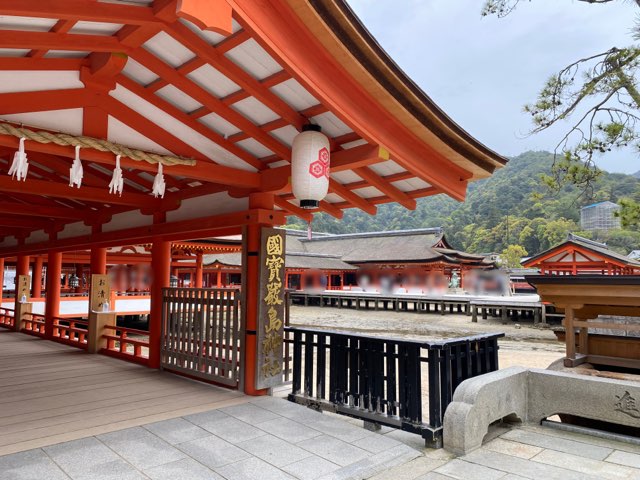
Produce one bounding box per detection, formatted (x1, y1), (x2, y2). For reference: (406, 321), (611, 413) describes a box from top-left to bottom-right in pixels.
(4, 395), (640, 480)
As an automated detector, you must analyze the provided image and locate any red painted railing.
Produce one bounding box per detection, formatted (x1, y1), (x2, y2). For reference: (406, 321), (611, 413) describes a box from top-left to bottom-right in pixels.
(21, 312), (46, 337)
(101, 325), (149, 366)
(0, 307), (14, 328)
(52, 317), (88, 349)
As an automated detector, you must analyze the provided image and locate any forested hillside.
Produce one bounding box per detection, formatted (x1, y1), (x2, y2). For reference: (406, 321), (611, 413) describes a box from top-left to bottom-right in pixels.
(287, 151), (640, 256)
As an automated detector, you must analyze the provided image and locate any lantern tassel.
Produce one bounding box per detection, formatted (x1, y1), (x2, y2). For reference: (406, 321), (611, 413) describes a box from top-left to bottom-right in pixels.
(152, 162), (166, 198)
(109, 155), (124, 196)
(69, 145), (83, 188)
(8, 137), (29, 181)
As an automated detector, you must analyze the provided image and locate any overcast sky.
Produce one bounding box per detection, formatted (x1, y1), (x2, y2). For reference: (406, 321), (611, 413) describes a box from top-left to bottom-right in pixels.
(347, 0), (637, 174)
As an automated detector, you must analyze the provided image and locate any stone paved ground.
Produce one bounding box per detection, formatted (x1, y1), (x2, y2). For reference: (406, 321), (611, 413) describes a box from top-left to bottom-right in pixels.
(3, 397), (640, 480)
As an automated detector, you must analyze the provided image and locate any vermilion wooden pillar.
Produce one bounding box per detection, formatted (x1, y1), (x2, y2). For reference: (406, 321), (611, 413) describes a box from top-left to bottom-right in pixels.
(149, 238), (170, 369)
(242, 192), (275, 396)
(15, 253), (30, 301)
(32, 256), (43, 298)
(195, 252), (203, 288)
(90, 247), (107, 275)
(44, 251), (62, 339)
(0, 258), (4, 298)
(217, 270), (222, 288)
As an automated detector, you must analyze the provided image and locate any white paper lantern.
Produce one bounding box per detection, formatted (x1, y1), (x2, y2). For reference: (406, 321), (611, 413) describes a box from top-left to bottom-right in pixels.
(291, 124), (330, 209)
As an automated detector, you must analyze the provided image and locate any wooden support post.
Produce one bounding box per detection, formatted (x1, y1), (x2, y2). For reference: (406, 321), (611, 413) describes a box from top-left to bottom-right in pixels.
(87, 311), (116, 354)
(13, 302), (31, 332)
(195, 252), (203, 288)
(75, 263), (83, 294)
(472, 305), (478, 323)
(44, 251), (61, 340)
(0, 257), (4, 299)
(242, 193), (276, 396)
(564, 307), (576, 367)
(16, 254), (30, 304)
(32, 256), (43, 298)
(216, 269), (222, 288)
(90, 246), (107, 275)
(149, 238), (170, 369)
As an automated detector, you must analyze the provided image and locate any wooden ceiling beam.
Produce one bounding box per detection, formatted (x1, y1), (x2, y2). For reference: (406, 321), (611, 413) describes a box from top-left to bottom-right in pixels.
(0, 0), (160, 26)
(130, 47), (290, 159)
(274, 197), (312, 222)
(0, 175), (158, 208)
(0, 201), (85, 220)
(0, 30), (121, 53)
(0, 88), (95, 115)
(354, 166), (416, 210)
(0, 216), (54, 229)
(228, 103), (328, 144)
(167, 21), (306, 129)
(0, 133), (261, 189)
(219, 69), (291, 107)
(0, 57), (85, 71)
(116, 74), (264, 171)
(331, 144), (388, 172)
(232, 1), (471, 200)
(27, 19), (78, 58)
(329, 179), (376, 215)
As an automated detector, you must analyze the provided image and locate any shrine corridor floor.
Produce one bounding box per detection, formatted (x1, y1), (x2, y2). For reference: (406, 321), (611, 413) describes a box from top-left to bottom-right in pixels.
(3, 330), (640, 479)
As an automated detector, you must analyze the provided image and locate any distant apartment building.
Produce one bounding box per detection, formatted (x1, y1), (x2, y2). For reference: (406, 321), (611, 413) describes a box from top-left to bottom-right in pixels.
(580, 201), (621, 232)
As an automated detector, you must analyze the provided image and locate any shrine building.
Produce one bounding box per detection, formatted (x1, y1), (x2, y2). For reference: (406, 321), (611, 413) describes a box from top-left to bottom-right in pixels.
(0, 0), (506, 396)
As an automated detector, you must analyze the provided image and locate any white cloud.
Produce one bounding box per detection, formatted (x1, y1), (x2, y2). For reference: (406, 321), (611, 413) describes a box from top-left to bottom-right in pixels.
(347, 0), (637, 173)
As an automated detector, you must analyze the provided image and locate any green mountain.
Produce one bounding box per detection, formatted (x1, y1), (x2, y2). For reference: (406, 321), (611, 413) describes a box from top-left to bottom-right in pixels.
(287, 151), (640, 256)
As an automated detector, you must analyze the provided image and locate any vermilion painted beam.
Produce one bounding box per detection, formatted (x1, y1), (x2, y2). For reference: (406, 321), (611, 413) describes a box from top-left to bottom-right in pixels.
(329, 179), (376, 215)
(230, 0), (470, 200)
(331, 144), (389, 172)
(0, 1), (160, 25)
(28, 18), (78, 59)
(0, 176), (159, 207)
(219, 69), (290, 107)
(167, 21), (305, 129)
(0, 57), (85, 71)
(0, 89), (95, 115)
(319, 201), (344, 219)
(274, 197), (312, 222)
(100, 95), (212, 163)
(145, 29), (250, 94)
(0, 30), (121, 53)
(0, 133), (262, 189)
(0, 201), (84, 220)
(0, 216), (54, 229)
(154, 0), (233, 35)
(354, 166), (416, 210)
(227, 103), (328, 144)
(130, 48), (291, 159)
(0, 209), (284, 256)
(116, 75), (263, 171)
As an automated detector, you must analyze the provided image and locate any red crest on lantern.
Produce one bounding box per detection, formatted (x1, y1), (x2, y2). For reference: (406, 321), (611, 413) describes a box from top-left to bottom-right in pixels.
(309, 160), (325, 178)
(318, 147), (329, 165)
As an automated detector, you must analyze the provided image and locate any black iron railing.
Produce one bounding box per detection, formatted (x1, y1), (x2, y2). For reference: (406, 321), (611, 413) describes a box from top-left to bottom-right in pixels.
(285, 326), (504, 447)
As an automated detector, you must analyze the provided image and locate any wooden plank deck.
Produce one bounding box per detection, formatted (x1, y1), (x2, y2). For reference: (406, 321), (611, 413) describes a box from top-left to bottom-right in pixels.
(0, 330), (249, 456)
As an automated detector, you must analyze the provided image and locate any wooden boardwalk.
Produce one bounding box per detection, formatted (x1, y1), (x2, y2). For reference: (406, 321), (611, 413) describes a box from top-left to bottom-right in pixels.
(0, 330), (248, 456)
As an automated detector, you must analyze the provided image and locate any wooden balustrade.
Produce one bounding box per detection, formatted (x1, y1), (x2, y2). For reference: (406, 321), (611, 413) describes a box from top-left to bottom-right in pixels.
(0, 307), (14, 328)
(21, 312), (46, 337)
(101, 325), (150, 365)
(52, 317), (89, 349)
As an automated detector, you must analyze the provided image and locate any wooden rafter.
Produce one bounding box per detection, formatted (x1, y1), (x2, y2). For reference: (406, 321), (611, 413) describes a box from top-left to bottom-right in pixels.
(167, 21), (306, 129)
(130, 47), (291, 159)
(0, 175), (160, 208)
(116, 75), (264, 171)
(354, 166), (416, 210)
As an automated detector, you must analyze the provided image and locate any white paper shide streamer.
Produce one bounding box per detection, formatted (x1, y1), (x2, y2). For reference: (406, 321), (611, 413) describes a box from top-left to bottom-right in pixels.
(152, 162), (166, 198)
(69, 145), (83, 188)
(109, 155), (124, 196)
(8, 137), (29, 181)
